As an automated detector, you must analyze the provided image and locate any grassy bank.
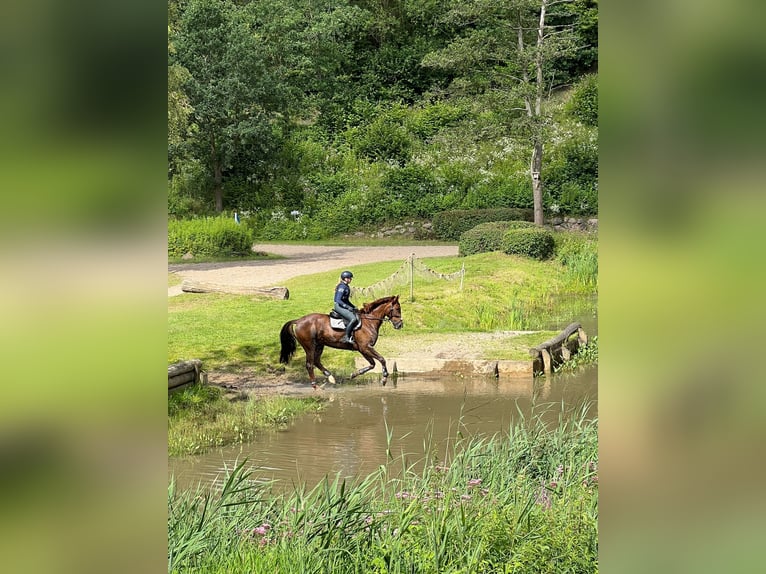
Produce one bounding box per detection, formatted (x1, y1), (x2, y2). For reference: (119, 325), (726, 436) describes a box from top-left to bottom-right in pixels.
(168, 406), (598, 573)
(168, 249), (597, 375)
(169, 384), (325, 456)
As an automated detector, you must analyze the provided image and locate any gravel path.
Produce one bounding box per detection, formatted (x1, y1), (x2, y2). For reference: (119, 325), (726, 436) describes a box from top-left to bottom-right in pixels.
(168, 243), (458, 297)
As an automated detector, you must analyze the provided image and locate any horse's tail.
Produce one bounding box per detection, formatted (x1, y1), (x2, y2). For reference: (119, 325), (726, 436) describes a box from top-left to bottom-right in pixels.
(279, 320), (297, 364)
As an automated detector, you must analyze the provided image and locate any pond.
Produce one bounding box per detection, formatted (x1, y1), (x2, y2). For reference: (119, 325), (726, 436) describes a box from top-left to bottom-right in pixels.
(169, 364), (597, 491)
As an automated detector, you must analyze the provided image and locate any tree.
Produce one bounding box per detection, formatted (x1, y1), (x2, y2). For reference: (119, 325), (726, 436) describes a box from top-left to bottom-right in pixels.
(172, 0), (290, 212)
(422, 0), (582, 225)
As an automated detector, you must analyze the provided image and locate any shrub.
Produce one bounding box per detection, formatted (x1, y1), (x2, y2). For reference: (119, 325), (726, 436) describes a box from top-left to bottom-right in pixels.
(459, 221), (535, 256)
(407, 102), (467, 139)
(350, 115), (413, 165)
(432, 208), (534, 240)
(566, 74), (598, 126)
(502, 228), (555, 260)
(380, 164), (442, 218)
(168, 216), (254, 258)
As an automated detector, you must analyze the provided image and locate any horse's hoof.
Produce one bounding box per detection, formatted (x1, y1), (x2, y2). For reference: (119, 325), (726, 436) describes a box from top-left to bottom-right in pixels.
(328, 375), (336, 385)
(381, 378), (387, 387)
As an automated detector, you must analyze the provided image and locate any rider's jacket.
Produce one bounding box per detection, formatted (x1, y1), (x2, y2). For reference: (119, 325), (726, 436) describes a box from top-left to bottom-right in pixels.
(334, 282), (355, 311)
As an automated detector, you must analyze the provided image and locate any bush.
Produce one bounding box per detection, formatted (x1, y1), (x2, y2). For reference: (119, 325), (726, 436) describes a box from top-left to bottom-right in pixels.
(350, 115), (413, 165)
(432, 208), (534, 240)
(168, 216), (254, 258)
(407, 102), (467, 139)
(502, 228), (555, 260)
(459, 221), (535, 256)
(566, 74), (598, 126)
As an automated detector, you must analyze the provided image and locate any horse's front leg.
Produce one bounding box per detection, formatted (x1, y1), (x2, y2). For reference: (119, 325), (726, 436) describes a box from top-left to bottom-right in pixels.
(351, 347), (389, 386)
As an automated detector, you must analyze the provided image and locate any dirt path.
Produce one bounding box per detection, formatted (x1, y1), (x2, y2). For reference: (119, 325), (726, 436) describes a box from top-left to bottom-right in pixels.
(168, 243), (458, 297)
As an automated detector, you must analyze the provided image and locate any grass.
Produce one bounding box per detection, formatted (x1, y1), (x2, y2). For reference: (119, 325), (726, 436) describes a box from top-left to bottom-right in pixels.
(168, 404), (598, 573)
(168, 251), (597, 374)
(169, 384), (325, 456)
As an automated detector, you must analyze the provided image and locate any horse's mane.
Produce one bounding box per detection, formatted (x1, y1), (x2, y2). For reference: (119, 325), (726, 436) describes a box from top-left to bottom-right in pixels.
(361, 295), (398, 314)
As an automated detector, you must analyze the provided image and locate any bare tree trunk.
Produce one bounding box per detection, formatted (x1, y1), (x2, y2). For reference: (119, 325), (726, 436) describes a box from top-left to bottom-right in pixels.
(531, 140), (544, 225)
(531, 0), (547, 227)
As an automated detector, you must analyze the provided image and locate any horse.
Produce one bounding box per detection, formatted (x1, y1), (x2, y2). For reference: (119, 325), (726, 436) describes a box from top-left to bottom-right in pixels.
(279, 295), (403, 388)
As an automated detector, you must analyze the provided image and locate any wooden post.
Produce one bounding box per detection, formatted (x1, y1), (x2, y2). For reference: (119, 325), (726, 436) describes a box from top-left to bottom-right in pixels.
(409, 253), (415, 302)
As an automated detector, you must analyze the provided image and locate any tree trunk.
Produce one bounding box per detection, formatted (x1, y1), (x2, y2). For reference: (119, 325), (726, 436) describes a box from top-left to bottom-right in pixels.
(213, 161), (223, 213)
(531, 140), (544, 226)
(531, 0), (547, 227)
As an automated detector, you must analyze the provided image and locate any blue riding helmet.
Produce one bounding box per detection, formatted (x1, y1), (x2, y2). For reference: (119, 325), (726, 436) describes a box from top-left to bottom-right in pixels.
(340, 270), (353, 279)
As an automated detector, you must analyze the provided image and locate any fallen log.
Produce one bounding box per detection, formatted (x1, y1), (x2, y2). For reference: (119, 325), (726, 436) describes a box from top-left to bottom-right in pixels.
(529, 322), (586, 374)
(168, 359), (205, 391)
(168, 359), (202, 378)
(168, 371), (196, 389)
(181, 280), (289, 299)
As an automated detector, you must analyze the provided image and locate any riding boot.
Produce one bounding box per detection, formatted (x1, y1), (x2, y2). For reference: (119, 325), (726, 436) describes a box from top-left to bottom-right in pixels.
(341, 320), (356, 345)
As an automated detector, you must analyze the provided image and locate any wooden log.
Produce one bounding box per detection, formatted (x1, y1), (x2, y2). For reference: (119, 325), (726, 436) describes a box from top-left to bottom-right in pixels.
(168, 359), (202, 378)
(530, 322), (582, 354)
(181, 280), (289, 299)
(529, 323), (587, 374)
(541, 348), (552, 374)
(169, 371), (196, 389)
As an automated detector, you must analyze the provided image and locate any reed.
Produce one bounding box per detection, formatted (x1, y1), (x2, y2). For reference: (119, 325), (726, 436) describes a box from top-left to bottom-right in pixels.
(168, 404), (597, 573)
(168, 384), (324, 456)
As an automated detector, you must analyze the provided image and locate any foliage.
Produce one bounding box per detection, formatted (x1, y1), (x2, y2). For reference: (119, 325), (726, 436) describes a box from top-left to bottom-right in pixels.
(566, 73), (598, 126)
(168, 0), (598, 221)
(502, 228), (556, 260)
(168, 216), (253, 258)
(554, 231), (598, 288)
(544, 125), (598, 216)
(168, 384), (324, 456)
(556, 335), (598, 372)
(348, 113), (413, 165)
(168, 408), (598, 573)
(432, 208), (534, 240)
(458, 221), (535, 256)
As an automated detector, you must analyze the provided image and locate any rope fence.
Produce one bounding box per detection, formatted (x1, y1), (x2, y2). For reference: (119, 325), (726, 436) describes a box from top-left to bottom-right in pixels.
(351, 253), (465, 302)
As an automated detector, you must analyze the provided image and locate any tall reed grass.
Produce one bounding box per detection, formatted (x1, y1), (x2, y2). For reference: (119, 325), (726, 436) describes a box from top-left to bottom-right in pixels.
(169, 405), (598, 573)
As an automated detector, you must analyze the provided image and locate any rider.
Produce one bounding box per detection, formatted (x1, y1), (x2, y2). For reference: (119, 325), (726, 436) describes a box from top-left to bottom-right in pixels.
(334, 270), (359, 344)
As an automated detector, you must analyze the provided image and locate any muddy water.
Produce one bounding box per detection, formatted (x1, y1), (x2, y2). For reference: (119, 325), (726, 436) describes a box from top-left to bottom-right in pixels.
(169, 366), (597, 491)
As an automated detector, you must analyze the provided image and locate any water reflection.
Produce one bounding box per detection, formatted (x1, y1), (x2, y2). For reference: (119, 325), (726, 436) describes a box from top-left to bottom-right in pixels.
(169, 366), (597, 491)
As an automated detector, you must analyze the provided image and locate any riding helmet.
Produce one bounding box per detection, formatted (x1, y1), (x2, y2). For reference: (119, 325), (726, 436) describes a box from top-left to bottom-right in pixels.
(340, 270), (353, 279)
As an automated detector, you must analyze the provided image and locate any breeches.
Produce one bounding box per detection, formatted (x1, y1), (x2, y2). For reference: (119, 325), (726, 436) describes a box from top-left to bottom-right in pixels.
(334, 305), (358, 326)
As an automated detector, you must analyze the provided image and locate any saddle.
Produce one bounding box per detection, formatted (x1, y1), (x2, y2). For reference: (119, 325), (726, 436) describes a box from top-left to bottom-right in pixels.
(329, 310), (361, 331)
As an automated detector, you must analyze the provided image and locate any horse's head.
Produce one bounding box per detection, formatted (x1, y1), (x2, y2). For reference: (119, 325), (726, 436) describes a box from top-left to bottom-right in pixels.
(387, 295), (403, 329)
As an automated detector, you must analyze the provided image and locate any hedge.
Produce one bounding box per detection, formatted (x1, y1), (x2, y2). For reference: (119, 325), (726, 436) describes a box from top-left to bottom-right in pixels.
(459, 221), (536, 256)
(502, 228), (555, 260)
(168, 217), (254, 258)
(432, 208), (534, 240)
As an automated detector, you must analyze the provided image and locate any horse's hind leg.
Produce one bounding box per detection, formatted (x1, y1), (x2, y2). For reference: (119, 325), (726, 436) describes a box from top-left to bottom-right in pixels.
(313, 345), (336, 385)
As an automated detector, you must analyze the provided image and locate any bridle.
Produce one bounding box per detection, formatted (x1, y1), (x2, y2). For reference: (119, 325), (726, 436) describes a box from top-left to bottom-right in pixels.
(360, 301), (401, 324)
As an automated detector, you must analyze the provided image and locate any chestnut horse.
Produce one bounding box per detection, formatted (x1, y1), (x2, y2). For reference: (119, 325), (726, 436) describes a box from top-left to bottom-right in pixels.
(279, 295), (403, 388)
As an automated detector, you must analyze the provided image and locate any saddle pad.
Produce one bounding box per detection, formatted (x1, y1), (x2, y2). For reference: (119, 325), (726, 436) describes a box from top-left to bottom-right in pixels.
(329, 317), (361, 331)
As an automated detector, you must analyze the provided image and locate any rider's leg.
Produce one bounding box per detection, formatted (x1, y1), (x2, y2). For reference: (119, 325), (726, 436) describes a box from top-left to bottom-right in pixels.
(344, 315), (359, 344)
(335, 305), (357, 344)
